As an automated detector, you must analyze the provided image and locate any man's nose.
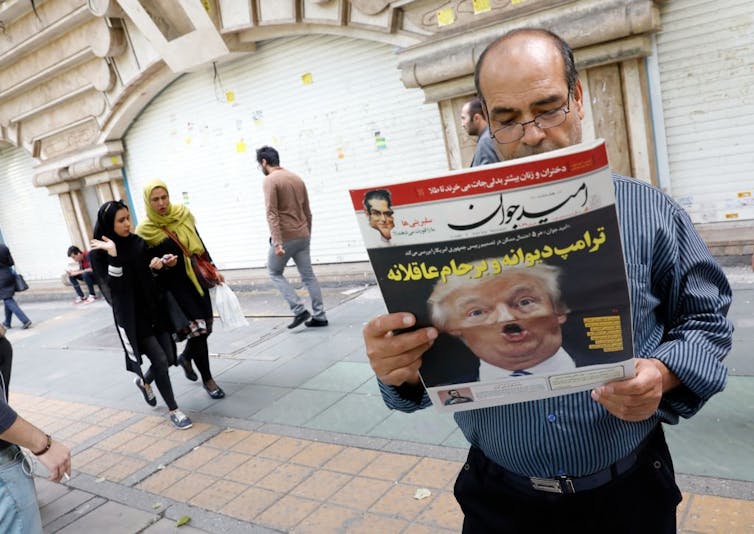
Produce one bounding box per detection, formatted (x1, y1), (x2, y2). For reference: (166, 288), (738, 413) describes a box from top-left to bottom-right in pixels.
(520, 120), (546, 145)
(493, 304), (515, 323)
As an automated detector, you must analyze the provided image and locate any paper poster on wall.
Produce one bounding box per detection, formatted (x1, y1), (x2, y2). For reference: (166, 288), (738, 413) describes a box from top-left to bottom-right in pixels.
(437, 7), (455, 26)
(182, 191), (190, 205)
(336, 146), (345, 160)
(301, 73), (313, 85)
(473, 0), (491, 13)
(226, 91), (235, 103)
(236, 139), (247, 153)
(374, 131), (387, 151)
(252, 110), (264, 127)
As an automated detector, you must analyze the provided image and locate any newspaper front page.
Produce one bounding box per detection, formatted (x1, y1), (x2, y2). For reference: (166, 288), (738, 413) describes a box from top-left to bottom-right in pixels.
(350, 140), (635, 412)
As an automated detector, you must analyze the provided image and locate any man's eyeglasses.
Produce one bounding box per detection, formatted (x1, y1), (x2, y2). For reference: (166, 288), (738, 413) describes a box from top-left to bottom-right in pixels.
(369, 209), (394, 218)
(490, 98), (571, 144)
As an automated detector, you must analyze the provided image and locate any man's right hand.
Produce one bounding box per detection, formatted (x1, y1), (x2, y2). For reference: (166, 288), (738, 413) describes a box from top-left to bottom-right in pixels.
(363, 313), (437, 387)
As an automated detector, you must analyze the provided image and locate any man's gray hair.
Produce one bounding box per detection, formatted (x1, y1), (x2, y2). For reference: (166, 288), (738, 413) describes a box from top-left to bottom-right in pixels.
(427, 261), (568, 330)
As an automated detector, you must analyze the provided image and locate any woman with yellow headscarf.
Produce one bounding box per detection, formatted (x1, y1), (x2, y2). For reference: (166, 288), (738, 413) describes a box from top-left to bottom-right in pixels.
(136, 180), (225, 399)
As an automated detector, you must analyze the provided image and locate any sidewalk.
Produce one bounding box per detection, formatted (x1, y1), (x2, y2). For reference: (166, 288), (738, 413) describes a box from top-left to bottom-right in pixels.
(7, 261), (754, 532)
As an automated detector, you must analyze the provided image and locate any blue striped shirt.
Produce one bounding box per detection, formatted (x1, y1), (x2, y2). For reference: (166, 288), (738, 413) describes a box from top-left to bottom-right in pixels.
(378, 174), (733, 478)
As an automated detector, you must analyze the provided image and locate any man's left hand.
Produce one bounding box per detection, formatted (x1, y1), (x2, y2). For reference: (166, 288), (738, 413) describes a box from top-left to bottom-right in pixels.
(591, 358), (678, 421)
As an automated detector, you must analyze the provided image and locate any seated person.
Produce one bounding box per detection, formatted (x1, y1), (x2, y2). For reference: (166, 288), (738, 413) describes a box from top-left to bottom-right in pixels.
(66, 246), (97, 303)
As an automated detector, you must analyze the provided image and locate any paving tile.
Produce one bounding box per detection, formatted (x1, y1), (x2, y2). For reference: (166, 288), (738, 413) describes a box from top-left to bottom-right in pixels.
(258, 436), (311, 461)
(204, 428), (253, 449)
(34, 478), (71, 507)
(253, 389), (344, 426)
(206, 384), (290, 418)
(370, 483), (435, 522)
(39, 489), (96, 526)
(299, 361), (375, 392)
(289, 441), (344, 468)
(163, 422), (213, 443)
(162, 472), (217, 502)
(196, 451), (250, 477)
(72, 447), (105, 469)
(256, 463), (314, 493)
(137, 466), (190, 494)
(230, 431), (280, 455)
(56, 500), (157, 534)
(401, 457), (462, 489)
(221, 486), (282, 522)
(360, 451), (421, 482)
(256, 494), (320, 531)
(290, 469), (353, 501)
(323, 447), (380, 475)
(329, 476), (393, 510)
(140, 439), (181, 461)
(344, 513), (409, 533)
(292, 503), (362, 533)
(368, 408), (457, 444)
(79, 450), (122, 477)
(415, 490), (464, 531)
(142, 517), (206, 533)
(225, 456), (281, 485)
(113, 433), (157, 455)
(173, 445), (222, 470)
(682, 494), (754, 533)
(304, 393), (392, 434)
(402, 523), (457, 534)
(98, 456), (149, 482)
(97, 430), (140, 451)
(188, 479), (248, 510)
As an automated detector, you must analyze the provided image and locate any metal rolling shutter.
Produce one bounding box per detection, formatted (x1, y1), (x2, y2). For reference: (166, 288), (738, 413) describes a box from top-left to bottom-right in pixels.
(0, 146), (71, 279)
(655, 0), (754, 222)
(123, 34), (449, 268)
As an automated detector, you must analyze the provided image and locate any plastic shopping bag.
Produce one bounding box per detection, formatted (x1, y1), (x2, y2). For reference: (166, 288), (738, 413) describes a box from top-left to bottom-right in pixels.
(211, 283), (248, 330)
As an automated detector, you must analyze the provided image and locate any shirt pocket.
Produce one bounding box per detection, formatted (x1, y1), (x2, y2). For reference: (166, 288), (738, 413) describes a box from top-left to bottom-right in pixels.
(625, 262), (659, 324)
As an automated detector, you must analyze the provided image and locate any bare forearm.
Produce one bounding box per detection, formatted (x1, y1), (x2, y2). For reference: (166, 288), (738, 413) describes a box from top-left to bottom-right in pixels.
(0, 414), (49, 453)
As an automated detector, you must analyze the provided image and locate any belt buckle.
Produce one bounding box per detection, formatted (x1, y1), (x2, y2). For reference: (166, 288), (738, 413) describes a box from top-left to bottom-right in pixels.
(530, 476), (576, 494)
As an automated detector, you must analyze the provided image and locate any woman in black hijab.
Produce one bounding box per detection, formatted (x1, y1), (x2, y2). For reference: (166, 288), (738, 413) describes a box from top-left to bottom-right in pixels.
(89, 200), (192, 430)
(0, 244), (32, 329)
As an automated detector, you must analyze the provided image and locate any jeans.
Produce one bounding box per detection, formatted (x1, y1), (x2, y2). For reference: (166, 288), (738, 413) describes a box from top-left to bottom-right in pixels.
(3, 298), (30, 328)
(0, 446), (43, 534)
(267, 237), (326, 319)
(69, 272), (96, 298)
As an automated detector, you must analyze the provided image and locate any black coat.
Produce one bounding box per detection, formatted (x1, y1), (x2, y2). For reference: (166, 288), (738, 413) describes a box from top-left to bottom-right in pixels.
(90, 236), (176, 377)
(0, 245), (16, 300)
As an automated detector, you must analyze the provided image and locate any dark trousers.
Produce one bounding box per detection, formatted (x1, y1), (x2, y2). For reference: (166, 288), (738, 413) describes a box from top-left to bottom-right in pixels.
(140, 333), (178, 411)
(69, 272), (96, 298)
(454, 426), (681, 534)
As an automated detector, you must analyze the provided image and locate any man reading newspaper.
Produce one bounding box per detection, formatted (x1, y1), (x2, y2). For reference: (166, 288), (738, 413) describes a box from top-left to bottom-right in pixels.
(362, 28), (732, 533)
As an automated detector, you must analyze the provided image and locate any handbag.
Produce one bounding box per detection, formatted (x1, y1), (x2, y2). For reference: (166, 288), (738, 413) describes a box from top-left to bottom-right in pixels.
(14, 273), (29, 292)
(162, 228), (221, 289)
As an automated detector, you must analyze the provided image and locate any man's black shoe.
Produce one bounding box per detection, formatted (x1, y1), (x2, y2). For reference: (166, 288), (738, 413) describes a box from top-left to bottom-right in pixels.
(305, 318), (328, 327)
(287, 310), (311, 329)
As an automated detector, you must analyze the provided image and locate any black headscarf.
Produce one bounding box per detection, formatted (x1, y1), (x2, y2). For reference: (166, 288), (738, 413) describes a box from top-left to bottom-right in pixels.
(92, 200), (143, 262)
(0, 244), (13, 268)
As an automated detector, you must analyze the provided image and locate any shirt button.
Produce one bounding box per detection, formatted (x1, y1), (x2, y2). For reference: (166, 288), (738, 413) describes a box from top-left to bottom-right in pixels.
(547, 413), (557, 423)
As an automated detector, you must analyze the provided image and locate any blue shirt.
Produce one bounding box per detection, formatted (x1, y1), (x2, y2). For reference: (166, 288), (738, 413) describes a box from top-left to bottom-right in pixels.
(377, 174), (733, 478)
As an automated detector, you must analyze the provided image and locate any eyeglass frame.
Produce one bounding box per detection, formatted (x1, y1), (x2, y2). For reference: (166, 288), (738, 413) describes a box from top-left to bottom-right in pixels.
(488, 92), (572, 145)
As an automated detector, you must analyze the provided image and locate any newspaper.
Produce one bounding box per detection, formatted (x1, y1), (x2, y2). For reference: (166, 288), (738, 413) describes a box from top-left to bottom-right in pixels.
(350, 139), (635, 412)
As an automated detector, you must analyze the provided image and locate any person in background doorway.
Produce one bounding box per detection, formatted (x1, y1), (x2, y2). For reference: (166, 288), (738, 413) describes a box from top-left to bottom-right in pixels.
(0, 244), (31, 330)
(257, 145), (328, 329)
(460, 97), (500, 167)
(137, 180), (226, 400)
(90, 200), (193, 429)
(66, 246), (97, 304)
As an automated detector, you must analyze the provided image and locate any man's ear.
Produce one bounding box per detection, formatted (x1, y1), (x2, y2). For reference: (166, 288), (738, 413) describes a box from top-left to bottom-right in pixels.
(572, 79), (585, 120)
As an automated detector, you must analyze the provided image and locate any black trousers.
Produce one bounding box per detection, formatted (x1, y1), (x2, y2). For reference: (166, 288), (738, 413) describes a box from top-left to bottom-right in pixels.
(454, 426), (682, 534)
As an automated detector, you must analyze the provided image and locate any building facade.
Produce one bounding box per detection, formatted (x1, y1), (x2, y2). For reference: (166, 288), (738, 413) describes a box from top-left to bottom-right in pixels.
(0, 0), (751, 278)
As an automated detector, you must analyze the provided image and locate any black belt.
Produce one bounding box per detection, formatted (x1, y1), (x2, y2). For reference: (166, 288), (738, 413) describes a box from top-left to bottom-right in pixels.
(505, 450), (639, 494)
(472, 427), (661, 495)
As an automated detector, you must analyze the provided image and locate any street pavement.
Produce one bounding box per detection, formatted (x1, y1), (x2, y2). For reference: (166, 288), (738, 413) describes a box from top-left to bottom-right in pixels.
(6, 262), (754, 533)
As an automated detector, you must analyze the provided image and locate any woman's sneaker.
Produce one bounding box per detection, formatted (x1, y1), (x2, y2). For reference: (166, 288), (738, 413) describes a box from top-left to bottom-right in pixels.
(134, 377), (157, 406)
(169, 410), (192, 430)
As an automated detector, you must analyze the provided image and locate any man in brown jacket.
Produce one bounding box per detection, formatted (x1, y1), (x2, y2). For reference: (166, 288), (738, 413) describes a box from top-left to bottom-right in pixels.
(257, 146), (328, 329)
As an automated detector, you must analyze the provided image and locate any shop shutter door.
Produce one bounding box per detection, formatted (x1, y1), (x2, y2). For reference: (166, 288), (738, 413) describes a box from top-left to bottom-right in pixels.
(123, 34), (449, 268)
(656, 0), (754, 222)
(0, 146), (71, 279)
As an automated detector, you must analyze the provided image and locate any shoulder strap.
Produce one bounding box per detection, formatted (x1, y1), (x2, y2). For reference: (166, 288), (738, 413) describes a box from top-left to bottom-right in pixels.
(161, 227), (192, 257)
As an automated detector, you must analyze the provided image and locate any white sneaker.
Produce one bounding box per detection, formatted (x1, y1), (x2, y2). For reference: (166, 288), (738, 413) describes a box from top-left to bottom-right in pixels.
(84, 295), (96, 303)
(73, 297), (84, 304)
(169, 410), (192, 430)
